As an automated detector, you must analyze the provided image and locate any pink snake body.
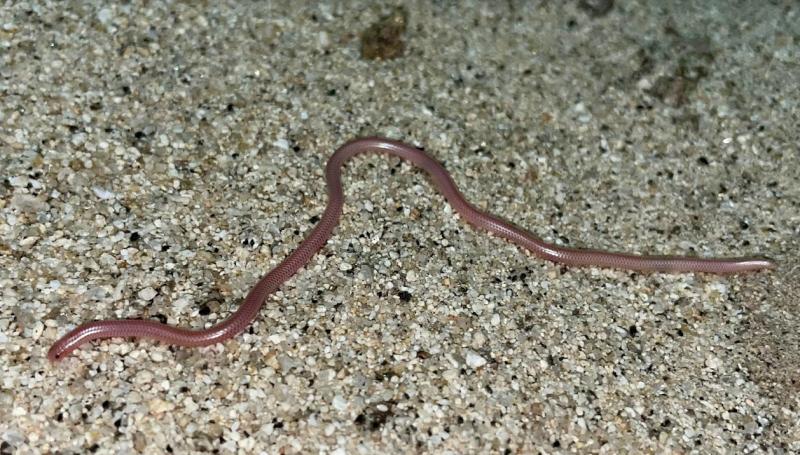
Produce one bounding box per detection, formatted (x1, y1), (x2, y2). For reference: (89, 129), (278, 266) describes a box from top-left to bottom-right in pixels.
(48, 137), (775, 361)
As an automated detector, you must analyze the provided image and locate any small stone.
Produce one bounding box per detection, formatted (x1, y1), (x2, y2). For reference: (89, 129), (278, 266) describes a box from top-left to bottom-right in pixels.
(318, 31), (330, 48)
(705, 356), (723, 370)
(11, 194), (49, 213)
(138, 287), (157, 301)
(272, 138), (289, 150)
(357, 265), (373, 281)
(332, 395), (348, 411)
(579, 0), (614, 17)
(92, 186), (116, 200)
(20, 236), (39, 248)
(465, 350), (487, 369)
(360, 6), (408, 60)
(133, 432), (147, 452)
(134, 369), (154, 384)
(442, 369), (459, 381)
(147, 398), (175, 414)
(277, 354), (297, 372)
(97, 7), (114, 24)
(472, 332), (486, 348)
(8, 176), (28, 187)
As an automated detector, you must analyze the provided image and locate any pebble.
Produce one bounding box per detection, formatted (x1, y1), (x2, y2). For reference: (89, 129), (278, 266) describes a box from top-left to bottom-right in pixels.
(148, 398), (176, 415)
(138, 287), (157, 301)
(332, 395), (348, 411)
(465, 350), (487, 369)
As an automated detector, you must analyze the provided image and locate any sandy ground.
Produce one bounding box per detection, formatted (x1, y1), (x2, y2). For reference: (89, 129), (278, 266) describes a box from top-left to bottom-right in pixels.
(1, 1), (798, 453)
